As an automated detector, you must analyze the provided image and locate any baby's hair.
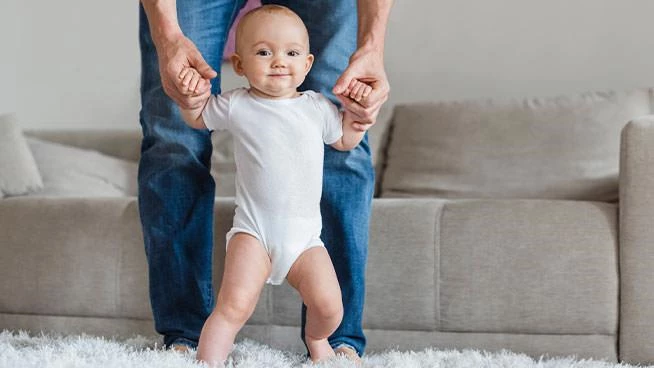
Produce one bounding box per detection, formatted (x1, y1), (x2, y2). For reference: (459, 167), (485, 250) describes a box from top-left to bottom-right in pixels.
(234, 4), (309, 53)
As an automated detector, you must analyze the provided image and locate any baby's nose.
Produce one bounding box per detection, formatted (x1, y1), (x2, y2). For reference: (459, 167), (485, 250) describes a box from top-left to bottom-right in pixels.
(272, 57), (287, 68)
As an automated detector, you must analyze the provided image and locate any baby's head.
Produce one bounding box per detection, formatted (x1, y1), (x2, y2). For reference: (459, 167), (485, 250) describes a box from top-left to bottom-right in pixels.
(232, 5), (314, 99)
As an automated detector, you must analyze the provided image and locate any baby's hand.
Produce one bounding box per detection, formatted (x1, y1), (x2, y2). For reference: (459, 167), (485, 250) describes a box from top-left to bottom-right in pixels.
(342, 79), (373, 104)
(178, 67), (207, 96)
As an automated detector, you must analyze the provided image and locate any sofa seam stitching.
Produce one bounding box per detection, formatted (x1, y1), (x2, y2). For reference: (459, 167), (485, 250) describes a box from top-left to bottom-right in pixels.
(435, 201), (444, 331)
(375, 108), (396, 196)
(0, 311), (618, 338)
(115, 220), (123, 316)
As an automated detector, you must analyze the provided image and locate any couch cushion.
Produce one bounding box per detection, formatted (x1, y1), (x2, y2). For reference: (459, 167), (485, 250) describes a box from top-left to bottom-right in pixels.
(0, 198), (138, 318)
(381, 89), (652, 201)
(363, 199), (445, 331)
(26, 138), (138, 197)
(439, 199), (618, 335)
(266, 198), (447, 330)
(264, 198), (618, 335)
(0, 114), (43, 197)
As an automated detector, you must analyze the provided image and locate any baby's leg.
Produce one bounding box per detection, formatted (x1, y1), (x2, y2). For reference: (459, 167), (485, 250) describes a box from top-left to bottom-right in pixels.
(287, 246), (343, 362)
(196, 233), (271, 367)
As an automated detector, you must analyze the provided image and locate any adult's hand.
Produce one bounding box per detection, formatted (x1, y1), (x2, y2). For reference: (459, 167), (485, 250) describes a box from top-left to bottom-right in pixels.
(332, 47), (390, 132)
(157, 34), (217, 109)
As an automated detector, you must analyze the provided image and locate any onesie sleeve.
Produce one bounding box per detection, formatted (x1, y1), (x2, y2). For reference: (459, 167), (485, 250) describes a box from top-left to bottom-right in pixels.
(314, 93), (343, 145)
(202, 89), (237, 132)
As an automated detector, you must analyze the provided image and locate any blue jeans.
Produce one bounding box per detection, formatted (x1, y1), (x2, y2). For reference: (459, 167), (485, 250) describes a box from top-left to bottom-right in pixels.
(138, 0), (374, 355)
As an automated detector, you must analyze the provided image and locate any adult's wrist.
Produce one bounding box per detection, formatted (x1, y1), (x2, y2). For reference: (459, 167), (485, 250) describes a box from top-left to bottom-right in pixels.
(357, 34), (385, 56)
(350, 44), (384, 66)
(151, 21), (184, 51)
(141, 0), (183, 50)
(356, 0), (392, 56)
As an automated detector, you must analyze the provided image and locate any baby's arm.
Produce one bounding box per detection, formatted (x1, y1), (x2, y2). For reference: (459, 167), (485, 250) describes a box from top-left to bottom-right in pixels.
(330, 80), (372, 151)
(177, 67), (211, 129)
(331, 111), (366, 151)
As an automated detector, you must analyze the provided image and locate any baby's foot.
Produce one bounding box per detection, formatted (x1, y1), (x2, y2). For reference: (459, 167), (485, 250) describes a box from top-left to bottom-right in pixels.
(306, 337), (335, 363)
(334, 345), (362, 366)
(196, 358), (225, 368)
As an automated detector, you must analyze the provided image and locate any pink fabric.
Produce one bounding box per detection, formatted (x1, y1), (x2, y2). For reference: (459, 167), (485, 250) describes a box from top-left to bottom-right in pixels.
(223, 0), (261, 60)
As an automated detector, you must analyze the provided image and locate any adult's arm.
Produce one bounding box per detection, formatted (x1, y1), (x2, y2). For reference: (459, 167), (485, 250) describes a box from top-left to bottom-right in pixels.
(141, 0), (216, 108)
(333, 0), (393, 130)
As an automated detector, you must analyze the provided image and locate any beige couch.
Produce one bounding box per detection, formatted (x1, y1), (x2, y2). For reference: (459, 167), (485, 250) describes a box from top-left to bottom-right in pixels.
(1, 89), (653, 364)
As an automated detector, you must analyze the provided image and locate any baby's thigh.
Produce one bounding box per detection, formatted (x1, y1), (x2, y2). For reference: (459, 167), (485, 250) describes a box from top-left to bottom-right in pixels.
(286, 246), (342, 308)
(217, 233), (271, 308)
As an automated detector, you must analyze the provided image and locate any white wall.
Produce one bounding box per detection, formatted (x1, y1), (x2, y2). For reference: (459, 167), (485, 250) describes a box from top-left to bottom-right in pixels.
(0, 0), (17, 115)
(386, 1), (654, 104)
(14, 1), (140, 129)
(12, 1), (654, 130)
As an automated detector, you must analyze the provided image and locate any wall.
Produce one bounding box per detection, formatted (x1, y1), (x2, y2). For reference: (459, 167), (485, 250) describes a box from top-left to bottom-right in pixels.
(386, 1), (654, 104)
(11, 1), (654, 130)
(14, 1), (140, 129)
(0, 0), (17, 115)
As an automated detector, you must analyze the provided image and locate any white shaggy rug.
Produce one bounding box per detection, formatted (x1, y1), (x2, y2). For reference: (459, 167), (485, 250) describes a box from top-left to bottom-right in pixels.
(0, 330), (650, 368)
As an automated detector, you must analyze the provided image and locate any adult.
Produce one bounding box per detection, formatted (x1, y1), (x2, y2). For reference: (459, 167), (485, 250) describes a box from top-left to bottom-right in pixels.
(138, 0), (392, 360)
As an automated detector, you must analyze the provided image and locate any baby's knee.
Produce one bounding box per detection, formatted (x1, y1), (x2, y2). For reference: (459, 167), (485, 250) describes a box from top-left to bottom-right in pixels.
(216, 294), (257, 325)
(311, 296), (343, 324)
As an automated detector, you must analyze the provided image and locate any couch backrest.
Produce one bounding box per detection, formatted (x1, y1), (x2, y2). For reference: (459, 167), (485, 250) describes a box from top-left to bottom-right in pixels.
(24, 130), (142, 163)
(379, 89), (653, 201)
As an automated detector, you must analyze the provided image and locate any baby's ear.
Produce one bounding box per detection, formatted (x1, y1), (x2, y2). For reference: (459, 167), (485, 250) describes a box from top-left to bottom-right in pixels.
(305, 53), (314, 75)
(231, 54), (245, 76)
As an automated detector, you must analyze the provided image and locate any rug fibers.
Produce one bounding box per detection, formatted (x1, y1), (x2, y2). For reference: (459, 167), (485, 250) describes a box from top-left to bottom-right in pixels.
(0, 330), (650, 368)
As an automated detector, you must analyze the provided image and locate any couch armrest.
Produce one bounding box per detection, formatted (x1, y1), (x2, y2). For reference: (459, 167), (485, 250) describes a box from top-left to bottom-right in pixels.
(370, 105), (393, 197)
(619, 116), (654, 363)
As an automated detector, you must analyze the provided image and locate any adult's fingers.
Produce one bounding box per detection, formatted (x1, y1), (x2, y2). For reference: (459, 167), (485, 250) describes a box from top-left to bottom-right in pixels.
(166, 85), (210, 110)
(336, 93), (386, 124)
(332, 68), (356, 96)
(189, 49), (218, 80)
(343, 110), (373, 132)
(364, 79), (390, 109)
(352, 122), (372, 132)
(157, 35), (215, 106)
(167, 75), (211, 99)
(183, 92), (211, 110)
(189, 78), (211, 95)
(336, 94), (368, 121)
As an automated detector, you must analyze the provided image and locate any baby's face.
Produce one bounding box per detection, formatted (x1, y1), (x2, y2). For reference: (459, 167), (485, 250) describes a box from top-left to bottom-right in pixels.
(233, 12), (313, 99)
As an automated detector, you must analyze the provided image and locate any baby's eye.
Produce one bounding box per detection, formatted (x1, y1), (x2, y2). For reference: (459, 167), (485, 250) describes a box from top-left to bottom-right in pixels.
(256, 50), (271, 56)
(287, 50), (300, 57)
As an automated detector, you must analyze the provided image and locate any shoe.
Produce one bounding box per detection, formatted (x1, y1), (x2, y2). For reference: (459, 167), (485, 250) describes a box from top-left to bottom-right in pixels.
(334, 345), (362, 366)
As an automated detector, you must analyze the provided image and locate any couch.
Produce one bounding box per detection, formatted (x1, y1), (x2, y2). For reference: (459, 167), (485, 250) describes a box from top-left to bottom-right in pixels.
(1, 88), (653, 364)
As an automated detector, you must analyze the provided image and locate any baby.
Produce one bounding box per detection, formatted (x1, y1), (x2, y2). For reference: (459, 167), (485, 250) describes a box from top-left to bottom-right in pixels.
(175, 4), (372, 366)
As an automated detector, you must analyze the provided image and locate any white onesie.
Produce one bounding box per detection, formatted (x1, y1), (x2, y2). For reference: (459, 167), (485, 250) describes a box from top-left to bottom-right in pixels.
(202, 87), (343, 284)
